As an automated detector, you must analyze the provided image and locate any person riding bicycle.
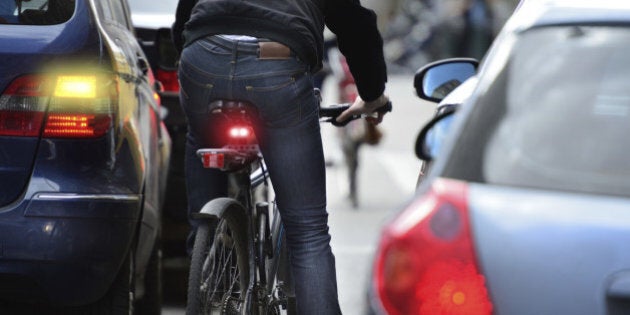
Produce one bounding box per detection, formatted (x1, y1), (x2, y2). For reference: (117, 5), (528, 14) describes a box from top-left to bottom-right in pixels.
(172, 0), (390, 313)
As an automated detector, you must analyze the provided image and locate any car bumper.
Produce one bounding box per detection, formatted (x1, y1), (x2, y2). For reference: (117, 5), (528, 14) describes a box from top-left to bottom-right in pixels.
(0, 194), (141, 306)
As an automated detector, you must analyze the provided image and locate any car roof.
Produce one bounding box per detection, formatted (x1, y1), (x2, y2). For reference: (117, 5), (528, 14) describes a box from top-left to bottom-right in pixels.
(507, 0), (630, 32)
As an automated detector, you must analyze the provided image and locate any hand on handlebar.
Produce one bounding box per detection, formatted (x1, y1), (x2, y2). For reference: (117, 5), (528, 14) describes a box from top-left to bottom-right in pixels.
(336, 94), (391, 125)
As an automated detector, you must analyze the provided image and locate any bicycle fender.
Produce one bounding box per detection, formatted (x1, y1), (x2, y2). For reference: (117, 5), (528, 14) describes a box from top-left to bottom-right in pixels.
(191, 197), (248, 223)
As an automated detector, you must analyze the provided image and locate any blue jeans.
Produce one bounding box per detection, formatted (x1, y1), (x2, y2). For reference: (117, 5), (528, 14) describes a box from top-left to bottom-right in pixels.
(178, 35), (342, 315)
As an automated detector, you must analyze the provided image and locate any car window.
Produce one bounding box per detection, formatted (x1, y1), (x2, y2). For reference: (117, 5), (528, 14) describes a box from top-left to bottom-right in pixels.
(444, 26), (630, 197)
(0, 0), (75, 25)
(95, 0), (130, 28)
(127, 0), (177, 14)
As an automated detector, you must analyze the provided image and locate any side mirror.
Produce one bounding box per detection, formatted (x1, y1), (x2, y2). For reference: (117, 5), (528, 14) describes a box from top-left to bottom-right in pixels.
(414, 58), (478, 103)
(415, 107), (457, 161)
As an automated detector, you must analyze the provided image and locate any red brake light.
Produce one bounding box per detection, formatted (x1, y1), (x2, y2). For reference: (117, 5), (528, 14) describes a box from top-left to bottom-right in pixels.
(229, 126), (252, 139)
(0, 75), (51, 136)
(226, 124), (256, 145)
(156, 68), (179, 93)
(43, 113), (112, 138)
(374, 178), (492, 315)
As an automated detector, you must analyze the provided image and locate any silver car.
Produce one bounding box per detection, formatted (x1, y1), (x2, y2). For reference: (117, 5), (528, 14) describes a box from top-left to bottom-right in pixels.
(368, 0), (630, 314)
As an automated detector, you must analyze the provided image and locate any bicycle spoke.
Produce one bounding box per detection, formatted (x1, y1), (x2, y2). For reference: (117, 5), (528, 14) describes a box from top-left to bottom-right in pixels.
(198, 222), (245, 314)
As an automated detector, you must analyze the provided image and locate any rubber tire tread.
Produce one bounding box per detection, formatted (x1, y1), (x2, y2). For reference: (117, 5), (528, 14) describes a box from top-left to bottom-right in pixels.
(186, 201), (251, 315)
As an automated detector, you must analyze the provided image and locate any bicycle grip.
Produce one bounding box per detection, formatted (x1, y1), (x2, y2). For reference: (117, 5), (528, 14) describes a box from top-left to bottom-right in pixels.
(329, 101), (393, 127)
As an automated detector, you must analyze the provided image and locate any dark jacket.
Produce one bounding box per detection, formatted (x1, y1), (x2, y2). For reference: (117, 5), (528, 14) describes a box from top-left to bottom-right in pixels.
(172, 0), (387, 102)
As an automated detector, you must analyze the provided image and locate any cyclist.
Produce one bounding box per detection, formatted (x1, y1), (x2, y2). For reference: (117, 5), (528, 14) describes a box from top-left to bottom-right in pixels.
(172, 0), (390, 313)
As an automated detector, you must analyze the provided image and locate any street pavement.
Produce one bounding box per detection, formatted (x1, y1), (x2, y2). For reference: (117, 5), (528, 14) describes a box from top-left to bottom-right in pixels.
(162, 73), (436, 315)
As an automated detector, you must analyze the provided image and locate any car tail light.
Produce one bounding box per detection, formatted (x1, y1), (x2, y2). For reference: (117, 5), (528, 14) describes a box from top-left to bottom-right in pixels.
(0, 74), (117, 138)
(0, 75), (51, 136)
(374, 178), (492, 315)
(156, 68), (179, 93)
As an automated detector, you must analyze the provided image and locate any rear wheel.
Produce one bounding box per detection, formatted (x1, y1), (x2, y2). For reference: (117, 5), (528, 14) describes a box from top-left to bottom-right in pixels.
(187, 205), (251, 315)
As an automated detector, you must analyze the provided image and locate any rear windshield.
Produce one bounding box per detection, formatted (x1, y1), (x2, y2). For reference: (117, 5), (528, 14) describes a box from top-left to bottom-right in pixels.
(0, 0), (75, 25)
(443, 26), (630, 197)
(127, 0), (177, 14)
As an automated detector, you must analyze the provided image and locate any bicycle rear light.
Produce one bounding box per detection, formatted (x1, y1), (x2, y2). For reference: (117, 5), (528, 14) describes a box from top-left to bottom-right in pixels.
(227, 124), (256, 144)
(229, 126), (252, 139)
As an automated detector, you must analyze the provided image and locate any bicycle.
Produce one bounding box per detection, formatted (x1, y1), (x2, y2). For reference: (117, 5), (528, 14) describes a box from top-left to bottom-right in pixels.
(185, 94), (392, 315)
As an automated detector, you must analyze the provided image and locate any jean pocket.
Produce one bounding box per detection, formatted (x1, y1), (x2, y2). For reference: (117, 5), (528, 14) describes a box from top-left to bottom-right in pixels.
(246, 75), (296, 92)
(178, 63), (216, 113)
(246, 73), (315, 128)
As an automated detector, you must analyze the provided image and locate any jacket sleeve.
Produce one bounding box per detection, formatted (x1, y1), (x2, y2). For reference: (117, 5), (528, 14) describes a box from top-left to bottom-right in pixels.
(172, 0), (197, 53)
(325, 0), (387, 102)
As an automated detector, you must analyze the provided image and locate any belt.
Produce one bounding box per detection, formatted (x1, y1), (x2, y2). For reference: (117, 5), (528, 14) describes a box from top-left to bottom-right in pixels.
(208, 35), (292, 59)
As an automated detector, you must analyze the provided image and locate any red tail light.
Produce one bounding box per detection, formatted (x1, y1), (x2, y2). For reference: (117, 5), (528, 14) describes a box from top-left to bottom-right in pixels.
(374, 178), (492, 315)
(228, 125), (253, 139)
(0, 74), (117, 138)
(226, 124), (256, 145)
(156, 68), (179, 93)
(0, 75), (51, 136)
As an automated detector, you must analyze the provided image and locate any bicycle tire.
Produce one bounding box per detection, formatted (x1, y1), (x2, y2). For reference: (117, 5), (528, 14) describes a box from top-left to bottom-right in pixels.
(187, 200), (252, 315)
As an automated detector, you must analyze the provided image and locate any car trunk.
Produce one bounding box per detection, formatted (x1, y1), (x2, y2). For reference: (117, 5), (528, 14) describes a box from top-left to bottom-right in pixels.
(0, 0), (101, 207)
(469, 183), (630, 315)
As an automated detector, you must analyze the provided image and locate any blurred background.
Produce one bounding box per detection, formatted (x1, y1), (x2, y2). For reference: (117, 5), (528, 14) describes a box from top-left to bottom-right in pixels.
(374, 0), (520, 73)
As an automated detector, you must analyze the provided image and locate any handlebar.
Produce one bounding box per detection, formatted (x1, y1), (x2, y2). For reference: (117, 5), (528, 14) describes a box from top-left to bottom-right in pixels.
(319, 101), (392, 127)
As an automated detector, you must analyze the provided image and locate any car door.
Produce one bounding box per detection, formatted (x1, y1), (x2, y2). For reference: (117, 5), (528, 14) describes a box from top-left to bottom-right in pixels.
(92, 0), (165, 279)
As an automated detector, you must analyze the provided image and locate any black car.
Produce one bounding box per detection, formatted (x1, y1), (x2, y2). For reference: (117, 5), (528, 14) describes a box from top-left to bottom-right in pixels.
(128, 0), (190, 299)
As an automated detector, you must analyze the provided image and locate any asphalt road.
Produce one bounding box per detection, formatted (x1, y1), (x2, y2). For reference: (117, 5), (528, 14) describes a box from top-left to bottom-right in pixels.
(162, 73), (436, 315)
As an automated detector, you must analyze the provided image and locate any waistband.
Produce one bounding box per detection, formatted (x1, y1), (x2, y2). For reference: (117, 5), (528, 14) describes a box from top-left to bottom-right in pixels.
(208, 35), (257, 54)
